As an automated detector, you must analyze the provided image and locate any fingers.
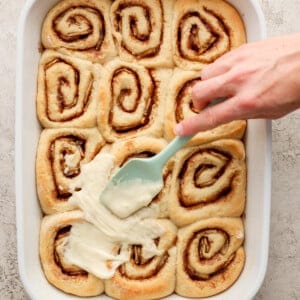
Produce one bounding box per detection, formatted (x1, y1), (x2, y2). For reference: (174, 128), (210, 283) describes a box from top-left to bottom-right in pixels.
(175, 44), (257, 136)
(192, 74), (234, 110)
(174, 97), (242, 136)
(201, 44), (250, 80)
(200, 58), (232, 80)
(194, 46), (249, 110)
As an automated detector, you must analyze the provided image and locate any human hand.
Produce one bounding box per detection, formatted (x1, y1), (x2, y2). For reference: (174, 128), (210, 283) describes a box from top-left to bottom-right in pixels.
(174, 34), (300, 136)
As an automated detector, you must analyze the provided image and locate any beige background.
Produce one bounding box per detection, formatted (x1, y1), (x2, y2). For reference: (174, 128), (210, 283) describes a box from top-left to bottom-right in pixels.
(0, 0), (299, 299)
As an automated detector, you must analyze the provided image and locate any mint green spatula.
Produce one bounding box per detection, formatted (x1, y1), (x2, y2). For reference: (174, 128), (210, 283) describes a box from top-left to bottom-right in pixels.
(100, 98), (225, 218)
(100, 135), (194, 218)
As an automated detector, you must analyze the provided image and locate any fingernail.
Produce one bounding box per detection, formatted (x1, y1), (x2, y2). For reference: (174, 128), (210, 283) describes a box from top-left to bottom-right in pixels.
(174, 123), (184, 136)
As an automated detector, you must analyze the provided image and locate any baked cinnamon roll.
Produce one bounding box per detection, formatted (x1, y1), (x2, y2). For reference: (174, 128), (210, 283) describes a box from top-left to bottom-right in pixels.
(98, 59), (171, 142)
(173, 0), (246, 70)
(105, 219), (177, 300)
(176, 217), (245, 297)
(110, 137), (172, 218)
(37, 50), (103, 128)
(110, 0), (173, 67)
(41, 0), (116, 63)
(39, 210), (104, 296)
(168, 139), (246, 227)
(164, 69), (246, 145)
(36, 128), (105, 214)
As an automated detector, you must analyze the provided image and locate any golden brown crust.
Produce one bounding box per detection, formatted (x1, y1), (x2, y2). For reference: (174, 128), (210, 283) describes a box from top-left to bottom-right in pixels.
(110, 137), (171, 218)
(36, 128), (105, 214)
(168, 139), (246, 227)
(110, 0), (174, 68)
(37, 50), (103, 128)
(176, 217), (245, 297)
(39, 210), (104, 296)
(105, 219), (177, 300)
(41, 0), (116, 63)
(98, 59), (172, 143)
(164, 69), (247, 145)
(173, 0), (246, 70)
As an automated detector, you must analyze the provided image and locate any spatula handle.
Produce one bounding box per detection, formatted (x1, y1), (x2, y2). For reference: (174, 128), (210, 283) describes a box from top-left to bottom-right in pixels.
(152, 135), (194, 168)
(151, 99), (226, 169)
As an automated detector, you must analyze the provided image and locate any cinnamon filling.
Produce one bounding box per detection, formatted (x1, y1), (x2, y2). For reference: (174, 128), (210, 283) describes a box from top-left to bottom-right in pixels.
(177, 8), (230, 62)
(53, 6), (105, 51)
(113, 68), (142, 113)
(49, 135), (86, 199)
(132, 245), (154, 265)
(175, 77), (201, 123)
(119, 242), (169, 280)
(44, 58), (93, 122)
(183, 228), (234, 281)
(54, 225), (88, 277)
(109, 68), (157, 133)
(130, 13), (151, 41)
(178, 149), (233, 208)
(121, 151), (156, 166)
(113, 1), (163, 58)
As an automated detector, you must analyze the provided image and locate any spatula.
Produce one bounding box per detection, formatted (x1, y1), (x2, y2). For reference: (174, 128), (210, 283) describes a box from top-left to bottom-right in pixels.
(100, 134), (194, 218)
(100, 98), (225, 218)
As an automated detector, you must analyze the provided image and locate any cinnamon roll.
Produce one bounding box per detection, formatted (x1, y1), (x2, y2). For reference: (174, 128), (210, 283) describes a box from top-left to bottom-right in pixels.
(164, 69), (246, 145)
(98, 59), (171, 142)
(164, 69), (247, 145)
(36, 128), (105, 214)
(41, 0), (116, 63)
(110, 137), (172, 218)
(168, 139), (246, 227)
(173, 0), (246, 70)
(40, 210), (104, 296)
(37, 50), (103, 128)
(110, 0), (173, 67)
(176, 217), (245, 297)
(105, 219), (177, 300)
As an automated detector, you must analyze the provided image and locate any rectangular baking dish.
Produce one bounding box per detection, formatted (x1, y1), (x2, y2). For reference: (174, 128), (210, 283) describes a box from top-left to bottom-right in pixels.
(15, 0), (271, 299)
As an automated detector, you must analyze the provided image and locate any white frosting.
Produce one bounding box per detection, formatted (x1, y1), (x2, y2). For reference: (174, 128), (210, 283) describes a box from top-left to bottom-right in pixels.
(62, 153), (164, 279)
(63, 221), (129, 279)
(64, 153), (79, 174)
(101, 179), (163, 219)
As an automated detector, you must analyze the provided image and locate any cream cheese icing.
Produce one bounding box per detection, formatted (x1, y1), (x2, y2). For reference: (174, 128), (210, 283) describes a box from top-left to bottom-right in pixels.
(61, 153), (164, 279)
(101, 178), (163, 219)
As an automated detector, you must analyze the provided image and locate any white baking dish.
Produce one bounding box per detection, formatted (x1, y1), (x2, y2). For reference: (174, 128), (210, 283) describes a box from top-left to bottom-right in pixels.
(15, 0), (271, 299)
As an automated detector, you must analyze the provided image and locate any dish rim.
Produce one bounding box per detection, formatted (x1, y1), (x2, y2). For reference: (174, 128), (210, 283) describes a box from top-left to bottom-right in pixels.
(15, 0), (271, 299)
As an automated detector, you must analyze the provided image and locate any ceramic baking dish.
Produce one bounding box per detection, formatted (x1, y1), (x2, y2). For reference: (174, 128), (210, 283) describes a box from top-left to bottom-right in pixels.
(15, 0), (271, 299)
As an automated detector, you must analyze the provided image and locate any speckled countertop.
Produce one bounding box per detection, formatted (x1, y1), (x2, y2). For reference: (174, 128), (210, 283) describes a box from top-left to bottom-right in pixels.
(0, 0), (299, 299)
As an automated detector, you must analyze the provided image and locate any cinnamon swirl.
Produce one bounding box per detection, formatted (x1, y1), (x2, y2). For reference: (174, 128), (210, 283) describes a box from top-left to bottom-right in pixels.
(37, 50), (103, 128)
(39, 210), (104, 296)
(98, 59), (171, 142)
(164, 69), (246, 145)
(173, 0), (246, 70)
(176, 217), (245, 297)
(110, 137), (172, 218)
(168, 139), (246, 227)
(36, 128), (105, 214)
(110, 0), (173, 67)
(105, 219), (177, 300)
(41, 0), (116, 63)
